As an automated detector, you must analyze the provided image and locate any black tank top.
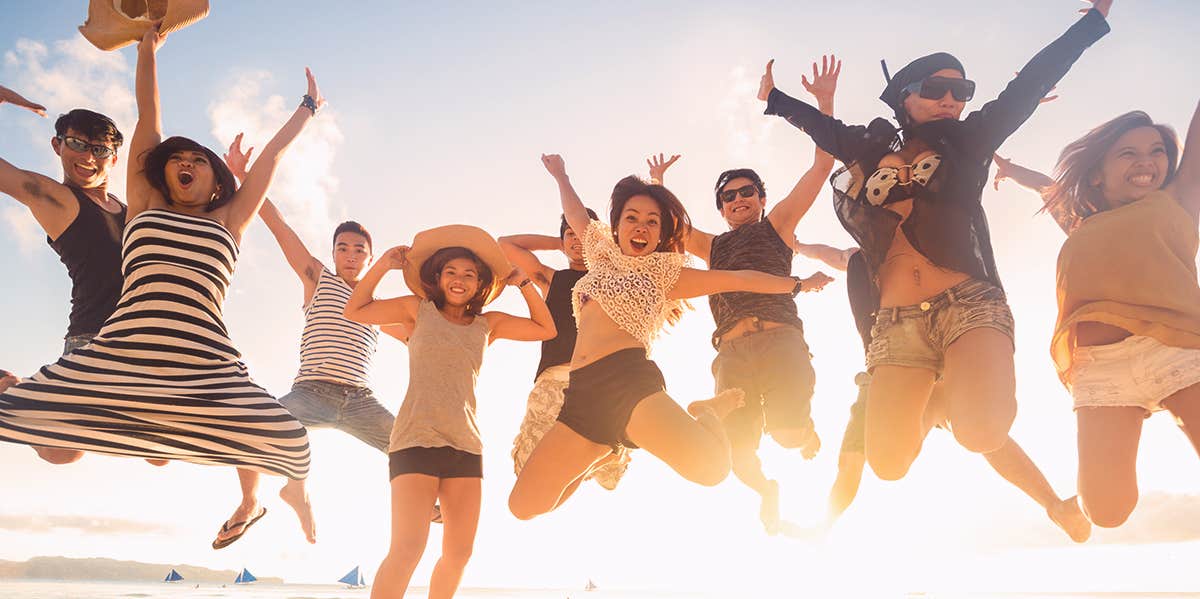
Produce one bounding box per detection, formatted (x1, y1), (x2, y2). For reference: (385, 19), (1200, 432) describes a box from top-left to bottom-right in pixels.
(535, 268), (586, 379)
(708, 218), (803, 345)
(47, 186), (126, 338)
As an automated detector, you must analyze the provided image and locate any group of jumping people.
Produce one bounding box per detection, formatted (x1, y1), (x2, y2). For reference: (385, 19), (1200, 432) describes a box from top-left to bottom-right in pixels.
(2, 1), (1199, 597)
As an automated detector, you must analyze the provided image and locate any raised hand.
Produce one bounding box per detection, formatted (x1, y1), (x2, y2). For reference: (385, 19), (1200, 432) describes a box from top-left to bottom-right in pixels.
(993, 154), (1016, 191)
(541, 153), (567, 179)
(802, 272), (834, 292)
(138, 20), (166, 53)
(304, 67), (327, 111)
(381, 246), (410, 271)
(0, 84), (47, 117)
(1080, 0), (1112, 17)
(646, 153), (680, 183)
(757, 59), (775, 102)
(801, 54), (841, 106)
(222, 133), (255, 182)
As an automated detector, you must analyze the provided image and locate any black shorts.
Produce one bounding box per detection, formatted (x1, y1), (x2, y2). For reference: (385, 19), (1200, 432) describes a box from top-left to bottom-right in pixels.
(557, 348), (666, 450)
(388, 446), (482, 480)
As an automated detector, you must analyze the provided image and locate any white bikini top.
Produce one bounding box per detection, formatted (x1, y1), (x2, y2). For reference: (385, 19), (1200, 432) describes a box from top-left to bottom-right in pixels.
(863, 154), (943, 206)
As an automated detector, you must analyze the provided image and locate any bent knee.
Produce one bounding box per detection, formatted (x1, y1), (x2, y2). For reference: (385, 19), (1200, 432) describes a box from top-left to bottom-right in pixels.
(507, 490), (544, 521)
(1080, 489), (1138, 528)
(35, 447), (83, 465)
(866, 450), (914, 481)
(953, 425), (1010, 454)
(770, 427), (812, 449)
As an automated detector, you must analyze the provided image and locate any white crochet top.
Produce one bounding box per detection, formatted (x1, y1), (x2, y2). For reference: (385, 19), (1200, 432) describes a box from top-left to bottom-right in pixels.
(571, 219), (688, 348)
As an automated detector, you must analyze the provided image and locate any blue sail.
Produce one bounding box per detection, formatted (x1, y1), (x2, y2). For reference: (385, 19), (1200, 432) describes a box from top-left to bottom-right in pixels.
(234, 568), (257, 584)
(164, 569), (183, 582)
(338, 566), (365, 587)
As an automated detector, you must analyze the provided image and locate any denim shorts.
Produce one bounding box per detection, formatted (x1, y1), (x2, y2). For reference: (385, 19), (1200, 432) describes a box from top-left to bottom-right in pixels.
(712, 325), (816, 451)
(1070, 335), (1200, 412)
(866, 279), (1014, 376)
(280, 380), (394, 453)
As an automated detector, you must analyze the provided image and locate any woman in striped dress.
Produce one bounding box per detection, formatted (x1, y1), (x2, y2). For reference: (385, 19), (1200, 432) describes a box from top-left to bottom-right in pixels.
(0, 26), (321, 539)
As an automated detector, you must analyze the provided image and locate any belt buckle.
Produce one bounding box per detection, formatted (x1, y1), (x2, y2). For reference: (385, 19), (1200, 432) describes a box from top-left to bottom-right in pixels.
(919, 301), (932, 312)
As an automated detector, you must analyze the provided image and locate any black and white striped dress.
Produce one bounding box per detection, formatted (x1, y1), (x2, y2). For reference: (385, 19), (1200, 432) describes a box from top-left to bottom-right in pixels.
(0, 209), (310, 479)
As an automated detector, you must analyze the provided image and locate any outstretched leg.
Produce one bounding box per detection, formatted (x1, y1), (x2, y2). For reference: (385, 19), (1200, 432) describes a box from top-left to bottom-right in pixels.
(213, 468), (264, 548)
(279, 477), (316, 544)
(508, 423), (610, 520)
(981, 438), (1090, 542)
(621, 389), (742, 487)
(371, 474), (440, 599)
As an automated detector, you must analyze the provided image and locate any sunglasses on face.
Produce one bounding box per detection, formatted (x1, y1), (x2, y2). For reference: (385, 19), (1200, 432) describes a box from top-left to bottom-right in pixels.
(58, 135), (117, 159)
(901, 76), (976, 103)
(719, 184), (758, 204)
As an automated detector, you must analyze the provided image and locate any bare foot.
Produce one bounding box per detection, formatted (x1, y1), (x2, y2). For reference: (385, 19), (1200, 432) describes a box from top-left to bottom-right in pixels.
(213, 499), (264, 548)
(776, 518), (831, 541)
(760, 479), (780, 535)
(687, 389), (745, 420)
(1048, 496), (1092, 543)
(279, 479), (317, 544)
(145, 458), (169, 466)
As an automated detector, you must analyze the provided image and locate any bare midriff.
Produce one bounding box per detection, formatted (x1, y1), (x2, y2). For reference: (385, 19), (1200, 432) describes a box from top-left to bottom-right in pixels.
(718, 316), (789, 345)
(1074, 321), (1133, 347)
(876, 197), (970, 307)
(569, 297), (645, 369)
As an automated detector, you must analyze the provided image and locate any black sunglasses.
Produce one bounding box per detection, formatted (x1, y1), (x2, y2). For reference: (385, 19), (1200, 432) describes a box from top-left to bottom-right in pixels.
(58, 135), (117, 159)
(718, 184), (758, 204)
(901, 76), (976, 103)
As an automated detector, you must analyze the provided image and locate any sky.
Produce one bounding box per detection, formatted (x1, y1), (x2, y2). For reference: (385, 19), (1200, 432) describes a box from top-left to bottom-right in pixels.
(1, 0), (1199, 594)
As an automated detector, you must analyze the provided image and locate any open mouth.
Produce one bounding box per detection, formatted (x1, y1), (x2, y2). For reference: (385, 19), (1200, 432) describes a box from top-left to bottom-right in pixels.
(178, 171), (194, 187)
(630, 238), (649, 252)
(448, 284), (467, 294)
(73, 163), (98, 178)
(732, 205), (750, 215)
(1128, 172), (1156, 187)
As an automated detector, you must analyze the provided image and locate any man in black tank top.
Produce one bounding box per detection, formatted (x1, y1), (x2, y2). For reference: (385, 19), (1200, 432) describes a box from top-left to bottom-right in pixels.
(0, 101), (127, 464)
(647, 59), (840, 534)
(501, 209), (631, 492)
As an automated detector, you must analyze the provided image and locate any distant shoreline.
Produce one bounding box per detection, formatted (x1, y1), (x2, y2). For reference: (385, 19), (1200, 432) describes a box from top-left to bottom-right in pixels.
(0, 556), (284, 584)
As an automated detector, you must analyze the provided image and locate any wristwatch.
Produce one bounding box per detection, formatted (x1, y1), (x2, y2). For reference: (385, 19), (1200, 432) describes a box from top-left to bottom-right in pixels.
(790, 276), (804, 296)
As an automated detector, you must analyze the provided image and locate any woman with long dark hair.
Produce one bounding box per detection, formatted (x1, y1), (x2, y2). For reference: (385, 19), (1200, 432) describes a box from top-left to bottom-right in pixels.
(507, 156), (809, 520)
(0, 25), (322, 540)
(996, 103), (1200, 527)
(757, 1), (1112, 481)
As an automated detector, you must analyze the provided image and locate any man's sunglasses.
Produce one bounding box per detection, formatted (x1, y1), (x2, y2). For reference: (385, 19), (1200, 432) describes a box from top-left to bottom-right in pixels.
(901, 76), (976, 103)
(718, 184), (758, 204)
(58, 135), (117, 159)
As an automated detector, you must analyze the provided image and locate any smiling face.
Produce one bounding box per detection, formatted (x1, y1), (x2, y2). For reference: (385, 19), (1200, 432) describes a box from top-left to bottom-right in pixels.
(561, 226), (584, 264)
(1095, 126), (1172, 209)
(163, 150), (219, 208)
(437, 257), (483, 307)
(718, 176), (766, 228)
(52, 128), (118, 189)
(616, 194), (664, 257)
(902, 68), (967, 125)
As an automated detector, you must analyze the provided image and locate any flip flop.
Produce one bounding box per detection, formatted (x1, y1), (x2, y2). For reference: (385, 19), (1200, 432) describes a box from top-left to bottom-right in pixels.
(431, 504), (443, 524)
(211, 507), (267, 550)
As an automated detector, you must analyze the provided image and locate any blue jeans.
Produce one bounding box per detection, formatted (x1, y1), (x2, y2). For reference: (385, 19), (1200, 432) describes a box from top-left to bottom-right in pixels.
(63, 334), (94, 355)
(280, 380), (394, 453)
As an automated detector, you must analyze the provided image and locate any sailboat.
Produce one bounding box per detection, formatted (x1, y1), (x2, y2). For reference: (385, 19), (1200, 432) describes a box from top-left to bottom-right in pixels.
(585, 579), (598, 592)
(338, 565), (367, 589)
(234, 567), (258, 585)
(163, 569), (183, 583)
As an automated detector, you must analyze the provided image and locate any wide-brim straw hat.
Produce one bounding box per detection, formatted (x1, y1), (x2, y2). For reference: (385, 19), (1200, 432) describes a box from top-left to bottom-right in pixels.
(79, 0), (210, 51)
(403, 225), (512, 307)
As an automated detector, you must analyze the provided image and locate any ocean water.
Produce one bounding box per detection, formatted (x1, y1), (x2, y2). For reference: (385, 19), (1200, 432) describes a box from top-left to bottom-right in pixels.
(3, 582), (1200, 599)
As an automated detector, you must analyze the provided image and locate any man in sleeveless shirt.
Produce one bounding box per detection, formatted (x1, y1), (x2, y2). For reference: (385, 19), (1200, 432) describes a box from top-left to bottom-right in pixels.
(214, 139), (409, 548)
(651, 62), (841, 532)
(0, 95), (128, 465)
(502, 209), (631, 493)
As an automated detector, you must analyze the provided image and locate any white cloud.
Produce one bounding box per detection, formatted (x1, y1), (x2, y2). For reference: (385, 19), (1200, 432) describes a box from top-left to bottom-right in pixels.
(2, 206), (43, 256)
(2, 36), (135, 246)
(207, 70), (343, 249)
(717, 64), (775, 162)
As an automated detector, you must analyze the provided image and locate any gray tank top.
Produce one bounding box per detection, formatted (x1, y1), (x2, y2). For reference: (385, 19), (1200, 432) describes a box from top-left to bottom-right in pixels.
(388, 300), (491, 454)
